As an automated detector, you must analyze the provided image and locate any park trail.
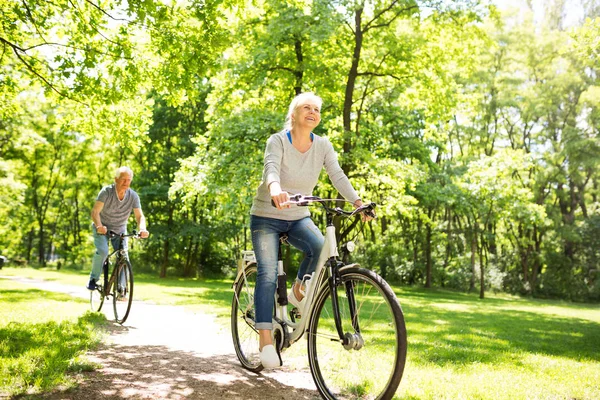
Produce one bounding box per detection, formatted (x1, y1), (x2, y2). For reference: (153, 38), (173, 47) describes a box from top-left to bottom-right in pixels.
(1, 275), (320, 400)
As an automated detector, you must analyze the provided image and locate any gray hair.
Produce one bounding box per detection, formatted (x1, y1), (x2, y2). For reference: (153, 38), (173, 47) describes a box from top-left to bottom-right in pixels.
(115, 166), (134, 179)
(283, 92), (323, 131)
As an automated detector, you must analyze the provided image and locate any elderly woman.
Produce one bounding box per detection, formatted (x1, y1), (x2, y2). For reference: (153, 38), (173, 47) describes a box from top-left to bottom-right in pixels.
(250, 92), (367, 368)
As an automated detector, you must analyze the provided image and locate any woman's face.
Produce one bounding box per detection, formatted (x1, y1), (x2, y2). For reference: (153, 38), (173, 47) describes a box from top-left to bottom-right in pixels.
(293, 101), (321, 130)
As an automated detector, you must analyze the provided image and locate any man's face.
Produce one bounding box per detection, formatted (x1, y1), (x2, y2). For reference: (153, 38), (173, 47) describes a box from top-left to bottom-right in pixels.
(115, 173), (132, 191)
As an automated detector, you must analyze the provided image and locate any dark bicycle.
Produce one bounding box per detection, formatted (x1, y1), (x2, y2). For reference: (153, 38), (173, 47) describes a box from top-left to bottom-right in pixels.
(90, 230), (140, 324)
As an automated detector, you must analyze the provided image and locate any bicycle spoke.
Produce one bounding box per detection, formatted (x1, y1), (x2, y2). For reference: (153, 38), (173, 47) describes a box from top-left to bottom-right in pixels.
(308, 268), (406, 400)
(113, 260), (133, 324)
(231, 265), (263, 372)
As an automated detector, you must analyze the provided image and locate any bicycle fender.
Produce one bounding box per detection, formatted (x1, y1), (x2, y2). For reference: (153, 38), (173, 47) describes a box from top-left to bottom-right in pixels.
(340, 263), (360, 272)
(232, 262), (256, 288)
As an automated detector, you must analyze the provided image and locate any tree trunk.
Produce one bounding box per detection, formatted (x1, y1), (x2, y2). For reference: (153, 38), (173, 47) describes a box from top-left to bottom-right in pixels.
(26, 228), (34, 263)
(529, 226), (543, 294)
(425, 208), (433, 288)
(37, 221), (46, 266)
(479, 229), (485, 299)
(469, 221), (477, 292)
(160, 238), (170, 278)
(183, 236), (194, 277)
(342, 6), (364, 152)
(160, 205), (175, 278)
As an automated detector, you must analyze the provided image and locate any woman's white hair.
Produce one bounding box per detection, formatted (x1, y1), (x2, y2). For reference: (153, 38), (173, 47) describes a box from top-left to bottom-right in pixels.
(283, 92), (323, 131)
(115, 166), (134, 179)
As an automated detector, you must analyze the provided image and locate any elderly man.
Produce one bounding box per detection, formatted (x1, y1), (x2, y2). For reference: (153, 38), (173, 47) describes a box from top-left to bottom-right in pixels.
(87, 166), (149, 290)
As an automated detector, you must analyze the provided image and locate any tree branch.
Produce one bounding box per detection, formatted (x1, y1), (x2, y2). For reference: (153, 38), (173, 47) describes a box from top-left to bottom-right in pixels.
(364, 3), (419, 33)
(4, 37), (87, 105)
(22, 41), (134, 60)
(0, 41), (6, 64)
(356, 71), (410, 81)
(84, 0), (131, 22)
(68, 0), (123, 47)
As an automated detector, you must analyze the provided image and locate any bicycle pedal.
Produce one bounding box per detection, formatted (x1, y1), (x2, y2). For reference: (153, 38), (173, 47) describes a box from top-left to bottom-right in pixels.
(289, 307), (302, 320)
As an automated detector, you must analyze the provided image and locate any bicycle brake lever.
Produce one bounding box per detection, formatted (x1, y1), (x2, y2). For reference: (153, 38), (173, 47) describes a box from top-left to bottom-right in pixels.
(364, 202), (377, 219)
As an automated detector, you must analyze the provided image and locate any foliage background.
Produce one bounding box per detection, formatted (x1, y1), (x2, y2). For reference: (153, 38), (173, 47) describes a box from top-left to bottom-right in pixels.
(1, 0), (599, 301)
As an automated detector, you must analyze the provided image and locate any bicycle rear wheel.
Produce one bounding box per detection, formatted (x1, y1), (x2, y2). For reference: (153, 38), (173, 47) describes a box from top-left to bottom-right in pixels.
(307, 267), (407, 400)
(231, 263), (263, 372)
(113, 259), (133, 324)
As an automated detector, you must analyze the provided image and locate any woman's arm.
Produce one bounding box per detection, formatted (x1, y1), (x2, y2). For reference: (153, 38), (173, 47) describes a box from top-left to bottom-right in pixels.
(263, 135), (290, 209)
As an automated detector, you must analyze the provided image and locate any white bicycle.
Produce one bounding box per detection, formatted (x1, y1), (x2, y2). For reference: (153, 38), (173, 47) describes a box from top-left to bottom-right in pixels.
(231, 195), (407, 399)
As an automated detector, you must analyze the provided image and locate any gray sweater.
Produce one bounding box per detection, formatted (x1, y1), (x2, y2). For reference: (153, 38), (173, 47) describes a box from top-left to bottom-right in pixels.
(250, 130), (360, 220)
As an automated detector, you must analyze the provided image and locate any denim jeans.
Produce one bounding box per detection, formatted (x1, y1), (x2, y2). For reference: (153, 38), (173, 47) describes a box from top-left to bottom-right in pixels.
(89, 229), (128, 281)
(251, 215), (325, 330)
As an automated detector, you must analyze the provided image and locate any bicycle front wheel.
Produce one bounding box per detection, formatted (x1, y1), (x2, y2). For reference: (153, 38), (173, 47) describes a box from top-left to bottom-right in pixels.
(231, 263), (263, 372)
(113, 259), (133, 324)
(307, 267), (407, 400)
(90, 287), (104, 312)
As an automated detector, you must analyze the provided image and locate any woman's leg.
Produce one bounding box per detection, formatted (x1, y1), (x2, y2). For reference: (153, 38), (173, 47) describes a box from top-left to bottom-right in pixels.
(288, 217), (324, 280)
(287, 217), (324, 299)
(250, 215), (285, 349)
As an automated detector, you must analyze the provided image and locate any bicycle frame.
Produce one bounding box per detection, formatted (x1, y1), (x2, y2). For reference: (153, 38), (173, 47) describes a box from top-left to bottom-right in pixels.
(233, 203), (362, 348)
(100, 234), (131, 297)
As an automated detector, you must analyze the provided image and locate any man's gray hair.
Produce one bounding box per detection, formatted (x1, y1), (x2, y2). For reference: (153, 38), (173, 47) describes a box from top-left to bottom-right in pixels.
(115, 166), (134, 179)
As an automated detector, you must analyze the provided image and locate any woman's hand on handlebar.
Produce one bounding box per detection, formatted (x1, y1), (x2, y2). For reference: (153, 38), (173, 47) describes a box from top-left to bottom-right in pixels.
(353, 199), (375, 222)
(269, 183), (291, 209)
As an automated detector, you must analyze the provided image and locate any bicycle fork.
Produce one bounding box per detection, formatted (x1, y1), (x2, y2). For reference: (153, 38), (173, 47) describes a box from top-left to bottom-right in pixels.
(103, 260), (110, 295)
(327, 257), (364, 351)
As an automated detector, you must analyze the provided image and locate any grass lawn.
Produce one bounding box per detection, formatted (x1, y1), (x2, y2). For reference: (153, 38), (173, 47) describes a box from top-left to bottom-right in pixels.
(1, 266), (599, 399)
(0, 277), (106, 397)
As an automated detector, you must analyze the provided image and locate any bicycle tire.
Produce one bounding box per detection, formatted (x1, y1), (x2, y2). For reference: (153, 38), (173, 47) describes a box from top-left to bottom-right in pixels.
(307, 267), (407, 400)
(113, 259), (134, 324)
(231, 263), (264, 373)
(90, 287), (104, 312)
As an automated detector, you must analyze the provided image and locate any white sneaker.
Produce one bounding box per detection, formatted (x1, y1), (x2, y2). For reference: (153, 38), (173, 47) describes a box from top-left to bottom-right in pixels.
(259, 345), (281, 369)
(288, 275), (312, 313)
(288, 284), (307, 312)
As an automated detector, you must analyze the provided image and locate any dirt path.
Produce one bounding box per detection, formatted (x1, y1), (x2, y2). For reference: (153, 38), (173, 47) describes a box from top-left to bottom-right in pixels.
(2, 276), (320, 400)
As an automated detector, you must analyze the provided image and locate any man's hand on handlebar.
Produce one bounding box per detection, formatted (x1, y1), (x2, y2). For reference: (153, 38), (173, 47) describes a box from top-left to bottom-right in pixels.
(96, 225), (108, 235)
(139, 230), (149, 239)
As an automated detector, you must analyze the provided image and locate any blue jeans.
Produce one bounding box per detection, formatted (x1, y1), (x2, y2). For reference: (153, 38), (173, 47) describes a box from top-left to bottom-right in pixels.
(251, 215), (325, 330)
(89, 229), (128, 281)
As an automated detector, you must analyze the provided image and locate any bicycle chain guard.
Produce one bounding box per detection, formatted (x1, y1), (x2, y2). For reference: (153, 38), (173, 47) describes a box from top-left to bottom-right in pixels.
(272, 317), (289, 352)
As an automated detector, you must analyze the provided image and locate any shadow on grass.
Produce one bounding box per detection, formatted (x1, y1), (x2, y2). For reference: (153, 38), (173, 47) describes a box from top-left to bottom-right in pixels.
(21, 344), (319, 400)
(401, 297), (600, 366)
(137, 277), (600, 367)
(0, 288), (85, 304)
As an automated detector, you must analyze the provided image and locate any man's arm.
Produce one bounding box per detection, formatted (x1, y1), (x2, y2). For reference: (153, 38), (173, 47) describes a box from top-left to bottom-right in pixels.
(91, 201), (107, 234)
(133, 208), (149, 238)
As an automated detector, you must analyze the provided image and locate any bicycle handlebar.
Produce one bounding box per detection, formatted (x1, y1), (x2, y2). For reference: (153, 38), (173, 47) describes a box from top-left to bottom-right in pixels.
(106, 230), (144, 239)
(271, 194), (376, 219)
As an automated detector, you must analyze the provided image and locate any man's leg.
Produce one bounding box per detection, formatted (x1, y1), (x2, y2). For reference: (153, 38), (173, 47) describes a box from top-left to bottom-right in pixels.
(89, 231), (109, 283)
